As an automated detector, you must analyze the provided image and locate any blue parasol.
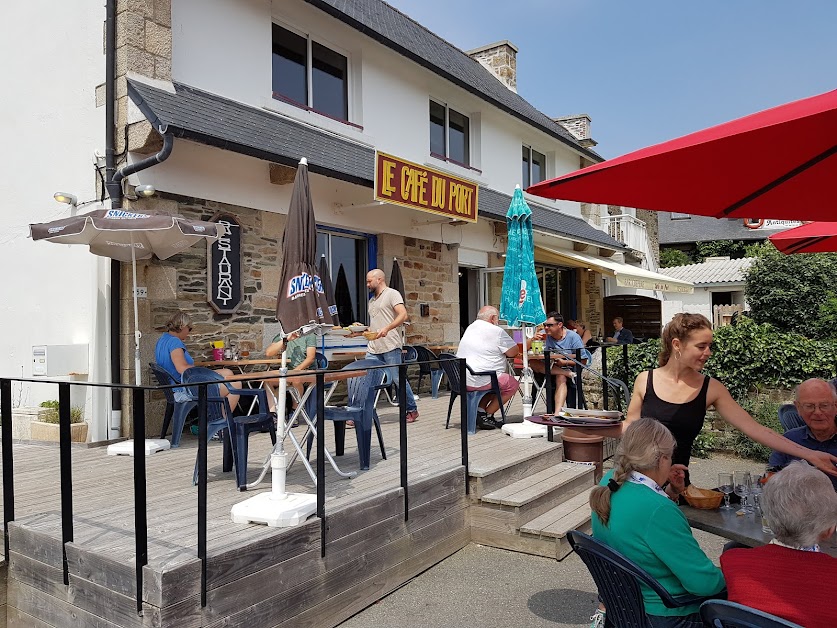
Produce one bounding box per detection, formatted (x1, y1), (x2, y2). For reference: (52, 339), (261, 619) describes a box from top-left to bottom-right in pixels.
(500, 186), (545, 418)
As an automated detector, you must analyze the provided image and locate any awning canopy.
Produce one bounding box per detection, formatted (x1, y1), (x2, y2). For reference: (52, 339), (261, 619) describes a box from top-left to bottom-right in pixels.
(535, 246), (694, 294)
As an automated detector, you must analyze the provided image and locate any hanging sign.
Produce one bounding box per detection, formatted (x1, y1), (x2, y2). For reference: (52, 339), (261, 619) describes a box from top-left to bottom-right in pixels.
(374, 151), (478, 222)
(207, 213), (242, 314)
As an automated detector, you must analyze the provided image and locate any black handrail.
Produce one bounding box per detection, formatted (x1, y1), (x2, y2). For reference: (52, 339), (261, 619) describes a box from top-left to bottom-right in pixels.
(458, 357), (469, 494)
(0, 355), (469, 614)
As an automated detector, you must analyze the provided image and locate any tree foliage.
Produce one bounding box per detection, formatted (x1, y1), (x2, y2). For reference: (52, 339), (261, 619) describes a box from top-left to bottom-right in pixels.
(744, 242), (837, 339)
(660, 248), (691, 268)
(695, 240), (749, 261)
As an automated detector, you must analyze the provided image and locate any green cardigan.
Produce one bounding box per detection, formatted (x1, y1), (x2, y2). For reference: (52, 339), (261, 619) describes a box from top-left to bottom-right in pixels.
(591, 470), (725, 617)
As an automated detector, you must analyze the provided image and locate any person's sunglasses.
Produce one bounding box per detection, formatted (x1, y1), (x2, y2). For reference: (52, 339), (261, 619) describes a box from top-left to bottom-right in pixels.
(543, 323), (556, 328)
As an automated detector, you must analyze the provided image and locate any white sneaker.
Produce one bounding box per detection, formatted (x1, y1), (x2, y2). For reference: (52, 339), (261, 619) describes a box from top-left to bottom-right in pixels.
(589, 609), (606, 628)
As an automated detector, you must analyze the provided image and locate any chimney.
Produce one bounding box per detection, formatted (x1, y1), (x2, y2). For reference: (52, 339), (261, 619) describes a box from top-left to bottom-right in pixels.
(554, 114), (597, 148)
(467, 40), (518, 93)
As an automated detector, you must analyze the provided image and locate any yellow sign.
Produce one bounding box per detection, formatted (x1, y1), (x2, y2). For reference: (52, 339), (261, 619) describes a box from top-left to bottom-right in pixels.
(374, 151), (478, 222)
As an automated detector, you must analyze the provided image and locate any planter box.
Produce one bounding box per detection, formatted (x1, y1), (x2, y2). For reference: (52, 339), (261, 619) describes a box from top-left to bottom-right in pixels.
(30, 421), (89, 443)
(10, 407), (53, 440)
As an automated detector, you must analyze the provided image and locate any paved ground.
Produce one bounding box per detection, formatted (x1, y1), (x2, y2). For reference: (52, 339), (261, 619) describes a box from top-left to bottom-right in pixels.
(340, 453), (765, 628)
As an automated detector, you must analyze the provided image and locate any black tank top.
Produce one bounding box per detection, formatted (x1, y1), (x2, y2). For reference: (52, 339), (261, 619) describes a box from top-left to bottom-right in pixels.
(640, 369), (710, 467)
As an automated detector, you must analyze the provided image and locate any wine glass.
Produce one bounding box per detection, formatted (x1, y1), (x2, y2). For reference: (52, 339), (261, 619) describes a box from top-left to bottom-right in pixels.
(748, 474), (763, 514)
(734, 471), (751, 512)
(718, 473), (734, 509)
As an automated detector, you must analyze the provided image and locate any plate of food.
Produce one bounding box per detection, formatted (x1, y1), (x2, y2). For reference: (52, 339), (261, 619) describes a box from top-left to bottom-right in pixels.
(327, 327), (351, 336)
(538, 414), (621, 429)
(560, 407), (623, 419)
(346, 323), (369, 332)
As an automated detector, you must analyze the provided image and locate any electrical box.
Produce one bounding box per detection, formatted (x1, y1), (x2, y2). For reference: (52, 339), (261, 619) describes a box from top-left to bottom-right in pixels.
(32, 344), (89, 377)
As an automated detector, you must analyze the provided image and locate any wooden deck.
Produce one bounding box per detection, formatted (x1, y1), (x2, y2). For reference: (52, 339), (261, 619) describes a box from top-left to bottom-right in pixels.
(0, 391), (569, 627)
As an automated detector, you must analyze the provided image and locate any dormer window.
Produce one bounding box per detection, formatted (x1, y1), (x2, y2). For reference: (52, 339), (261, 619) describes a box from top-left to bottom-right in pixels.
(272, 24), (348, 122)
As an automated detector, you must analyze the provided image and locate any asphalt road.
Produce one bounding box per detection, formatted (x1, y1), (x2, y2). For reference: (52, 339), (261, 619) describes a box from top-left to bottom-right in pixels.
(340, 454), (765, 628)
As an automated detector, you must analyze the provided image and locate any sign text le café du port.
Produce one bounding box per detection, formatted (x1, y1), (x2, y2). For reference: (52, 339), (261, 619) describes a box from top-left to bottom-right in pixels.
(374, 152), (478, 223)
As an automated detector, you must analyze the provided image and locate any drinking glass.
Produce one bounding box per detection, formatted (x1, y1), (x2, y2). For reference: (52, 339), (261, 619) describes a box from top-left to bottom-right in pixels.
(733, 471), (751, 512)
(749, 474), (764, 514)
(718, 473), (734, 509)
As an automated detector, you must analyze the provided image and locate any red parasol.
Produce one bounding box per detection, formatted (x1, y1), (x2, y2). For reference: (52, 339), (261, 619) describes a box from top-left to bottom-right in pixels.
(769, 221), (837, 254)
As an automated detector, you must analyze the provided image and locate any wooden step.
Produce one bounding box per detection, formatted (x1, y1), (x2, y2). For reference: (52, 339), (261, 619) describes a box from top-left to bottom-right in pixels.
(520, 486), (595, 560)
(471, 462), (593, 536)
(468, 439), (564, 500)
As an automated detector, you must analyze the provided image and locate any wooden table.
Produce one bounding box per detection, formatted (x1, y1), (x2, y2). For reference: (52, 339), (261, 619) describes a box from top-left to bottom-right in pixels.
(193, 358), (282, 368)
(681, 504), (837, 557)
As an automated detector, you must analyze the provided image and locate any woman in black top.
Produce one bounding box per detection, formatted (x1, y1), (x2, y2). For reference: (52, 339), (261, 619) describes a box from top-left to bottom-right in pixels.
(589, 313), (837, 500)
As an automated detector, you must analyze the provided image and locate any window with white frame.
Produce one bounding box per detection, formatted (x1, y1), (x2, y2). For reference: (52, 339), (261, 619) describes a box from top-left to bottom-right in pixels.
(272, 24), (349, 122)
(522, 145), (546, 188)
(429, 100), (470, 166)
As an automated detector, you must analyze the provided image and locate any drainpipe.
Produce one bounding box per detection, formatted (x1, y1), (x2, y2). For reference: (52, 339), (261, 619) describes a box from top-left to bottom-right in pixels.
(111, 130), (174, 201)
(105, 0), (121, 433)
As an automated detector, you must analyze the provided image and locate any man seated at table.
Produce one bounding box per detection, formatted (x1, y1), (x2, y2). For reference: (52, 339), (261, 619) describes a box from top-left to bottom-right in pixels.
(264, 330), (317, 415)
(531, 312), (589, 411)
(721, 461), (837, 628)
(456, 306), (521, 430)
(768, 378), (837, 490)
(606, 316), (634, 344)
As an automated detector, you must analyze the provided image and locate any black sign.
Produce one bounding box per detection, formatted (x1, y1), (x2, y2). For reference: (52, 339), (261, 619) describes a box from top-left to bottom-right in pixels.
(207, 214), (242, 314)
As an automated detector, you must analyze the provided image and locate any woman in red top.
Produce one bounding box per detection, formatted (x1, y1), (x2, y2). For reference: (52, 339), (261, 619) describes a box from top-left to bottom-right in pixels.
(721, 461), (837, 628)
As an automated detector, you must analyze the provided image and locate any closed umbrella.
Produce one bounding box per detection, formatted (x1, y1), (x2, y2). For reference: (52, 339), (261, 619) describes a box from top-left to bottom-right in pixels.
(232, 157), (332, 527)
(318, 254), (339, 326)
(335, 264), (355, 325)
(768, 221), (837, 254)
(500, 186), (546, 425)
(390, 259), (406, 300)
(528, 89), (837, 222)
(29, 208), (225, 385)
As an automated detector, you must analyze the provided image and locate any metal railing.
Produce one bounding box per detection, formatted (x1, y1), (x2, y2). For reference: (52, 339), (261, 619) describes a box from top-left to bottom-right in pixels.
(600, 213), (649, 255)
(0, 355), (469, 615)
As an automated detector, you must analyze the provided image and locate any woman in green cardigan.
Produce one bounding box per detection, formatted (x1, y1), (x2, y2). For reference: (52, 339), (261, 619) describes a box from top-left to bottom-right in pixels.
(589, 418), (725, 628)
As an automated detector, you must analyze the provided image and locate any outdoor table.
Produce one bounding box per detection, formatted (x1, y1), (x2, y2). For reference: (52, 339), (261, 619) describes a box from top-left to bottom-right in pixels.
(194, 358), (283, 415)
(681, 504), (837, 557)
(228, 368), (367, 485)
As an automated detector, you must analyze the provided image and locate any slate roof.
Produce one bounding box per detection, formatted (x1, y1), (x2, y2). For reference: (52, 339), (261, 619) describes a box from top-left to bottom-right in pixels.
(304, 0), (602, 161)
(658, 257), (753, 285)
(128, 79), (623, 251)
(659, 212), (771, 244)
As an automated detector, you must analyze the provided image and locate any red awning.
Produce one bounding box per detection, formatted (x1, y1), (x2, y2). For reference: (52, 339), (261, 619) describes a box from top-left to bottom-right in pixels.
(769, 221), (837, 254)
(528, 89), (837, 222)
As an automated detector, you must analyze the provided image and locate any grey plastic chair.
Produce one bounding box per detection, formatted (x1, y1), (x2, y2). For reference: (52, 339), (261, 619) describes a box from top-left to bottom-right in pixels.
(700, 600), (803, 628)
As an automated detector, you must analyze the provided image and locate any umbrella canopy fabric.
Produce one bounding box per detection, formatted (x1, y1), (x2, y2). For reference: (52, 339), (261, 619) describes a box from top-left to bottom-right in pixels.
(389, 259), (406, 300)
(334, 264), (355, 325)
(29, 208), (225, 261)
(318, 254), (340, 326)
(528, 89), (837, 222)
(500, 187), (546, 327)
(275, 159), (336, 334)
(769, 221), (837, 254)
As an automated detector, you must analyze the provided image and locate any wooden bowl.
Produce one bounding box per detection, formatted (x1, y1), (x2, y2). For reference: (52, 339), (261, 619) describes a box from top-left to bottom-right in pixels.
(683, 487), (724, 509)
(362, 331), (378, 341)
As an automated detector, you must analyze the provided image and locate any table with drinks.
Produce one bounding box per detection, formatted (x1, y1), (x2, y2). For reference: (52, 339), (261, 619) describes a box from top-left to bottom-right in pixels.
(681, 469), (837, 557)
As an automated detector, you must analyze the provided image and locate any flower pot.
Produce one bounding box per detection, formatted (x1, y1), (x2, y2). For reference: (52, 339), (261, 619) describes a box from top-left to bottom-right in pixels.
(30, 421), (89, 443)
(561, 427), (605, 482)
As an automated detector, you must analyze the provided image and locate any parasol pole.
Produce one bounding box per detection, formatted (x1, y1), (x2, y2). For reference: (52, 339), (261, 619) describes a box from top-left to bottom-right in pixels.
(521, 321), (533, 418)
(270, 348), (290, 499)
(131, 232), (142, 386)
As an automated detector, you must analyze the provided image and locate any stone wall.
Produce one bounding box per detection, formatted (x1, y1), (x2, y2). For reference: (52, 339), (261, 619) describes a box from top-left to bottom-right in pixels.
(636, 208), (660, 265)
(466, 41), (518, 93)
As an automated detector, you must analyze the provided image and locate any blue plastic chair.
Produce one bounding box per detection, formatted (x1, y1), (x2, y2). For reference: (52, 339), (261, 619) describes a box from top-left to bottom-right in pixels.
(305, 359), (387, 470)
(700, 600), (803, 628)
(149, 362), (197, 447)
(415, 345), (444, 399)
(568, 530), (724, 628)
(437, 353), (507, 434)
(182, 367), (276, 490)
(778, 403), (805, 432)
(314, 351), (329, 370)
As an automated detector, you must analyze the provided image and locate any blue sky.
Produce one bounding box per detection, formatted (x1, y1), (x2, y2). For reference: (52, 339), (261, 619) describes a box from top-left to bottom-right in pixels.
(387, 0), (837, 158)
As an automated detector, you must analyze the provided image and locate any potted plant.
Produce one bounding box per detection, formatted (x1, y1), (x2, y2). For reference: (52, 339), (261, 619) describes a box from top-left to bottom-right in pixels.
(30, 401), (89, 443)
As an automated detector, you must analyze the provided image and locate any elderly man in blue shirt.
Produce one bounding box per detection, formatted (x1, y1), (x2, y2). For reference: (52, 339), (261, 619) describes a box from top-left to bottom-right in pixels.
(769, 378), (837, 491)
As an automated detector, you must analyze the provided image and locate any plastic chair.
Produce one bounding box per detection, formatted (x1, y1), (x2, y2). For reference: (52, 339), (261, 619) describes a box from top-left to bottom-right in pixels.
(415, 345), (444, 399)
(149, 363), (197, 447)
(778, 404), (805, 432)
(305, 359), (387, 470)
(314, 351), (329, 370)
(437, 353), (507, 434)
(568, 530), (723, 628)
(374, 345), (418, 407)
(700, 600), (803, 628)
(182, 367), (276, 490)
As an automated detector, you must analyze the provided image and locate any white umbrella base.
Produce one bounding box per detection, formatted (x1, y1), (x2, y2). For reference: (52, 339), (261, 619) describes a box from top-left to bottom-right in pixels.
(231, 491), (317, 527)
(501, 420), (548, 439)
(106, 439), (171, 456)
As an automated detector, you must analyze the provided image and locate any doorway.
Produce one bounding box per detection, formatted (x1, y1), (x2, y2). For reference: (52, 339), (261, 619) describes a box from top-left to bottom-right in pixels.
(459, 267), (479, 336)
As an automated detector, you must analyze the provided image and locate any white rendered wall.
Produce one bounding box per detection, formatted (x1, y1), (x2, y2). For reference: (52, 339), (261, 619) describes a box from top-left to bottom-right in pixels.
(1, 2), (110, 438)
(170, 0), (590, 217)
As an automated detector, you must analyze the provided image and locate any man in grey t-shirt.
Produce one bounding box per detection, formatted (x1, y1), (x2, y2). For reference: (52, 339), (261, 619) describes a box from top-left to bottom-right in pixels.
(362, 269), (418, 422)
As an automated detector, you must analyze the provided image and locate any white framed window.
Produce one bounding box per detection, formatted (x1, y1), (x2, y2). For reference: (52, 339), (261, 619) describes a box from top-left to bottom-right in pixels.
(522, 145), (546, 188)
(272, 23), (349, 123)
(429, 100), (471, 167)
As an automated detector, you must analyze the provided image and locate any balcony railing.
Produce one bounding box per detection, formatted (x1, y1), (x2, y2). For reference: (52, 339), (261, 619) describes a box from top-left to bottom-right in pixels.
(600, 214), (649, 255)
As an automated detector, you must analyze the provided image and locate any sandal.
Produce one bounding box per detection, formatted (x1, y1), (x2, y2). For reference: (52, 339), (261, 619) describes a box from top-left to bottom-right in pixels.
(346, 420), (355, 429)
